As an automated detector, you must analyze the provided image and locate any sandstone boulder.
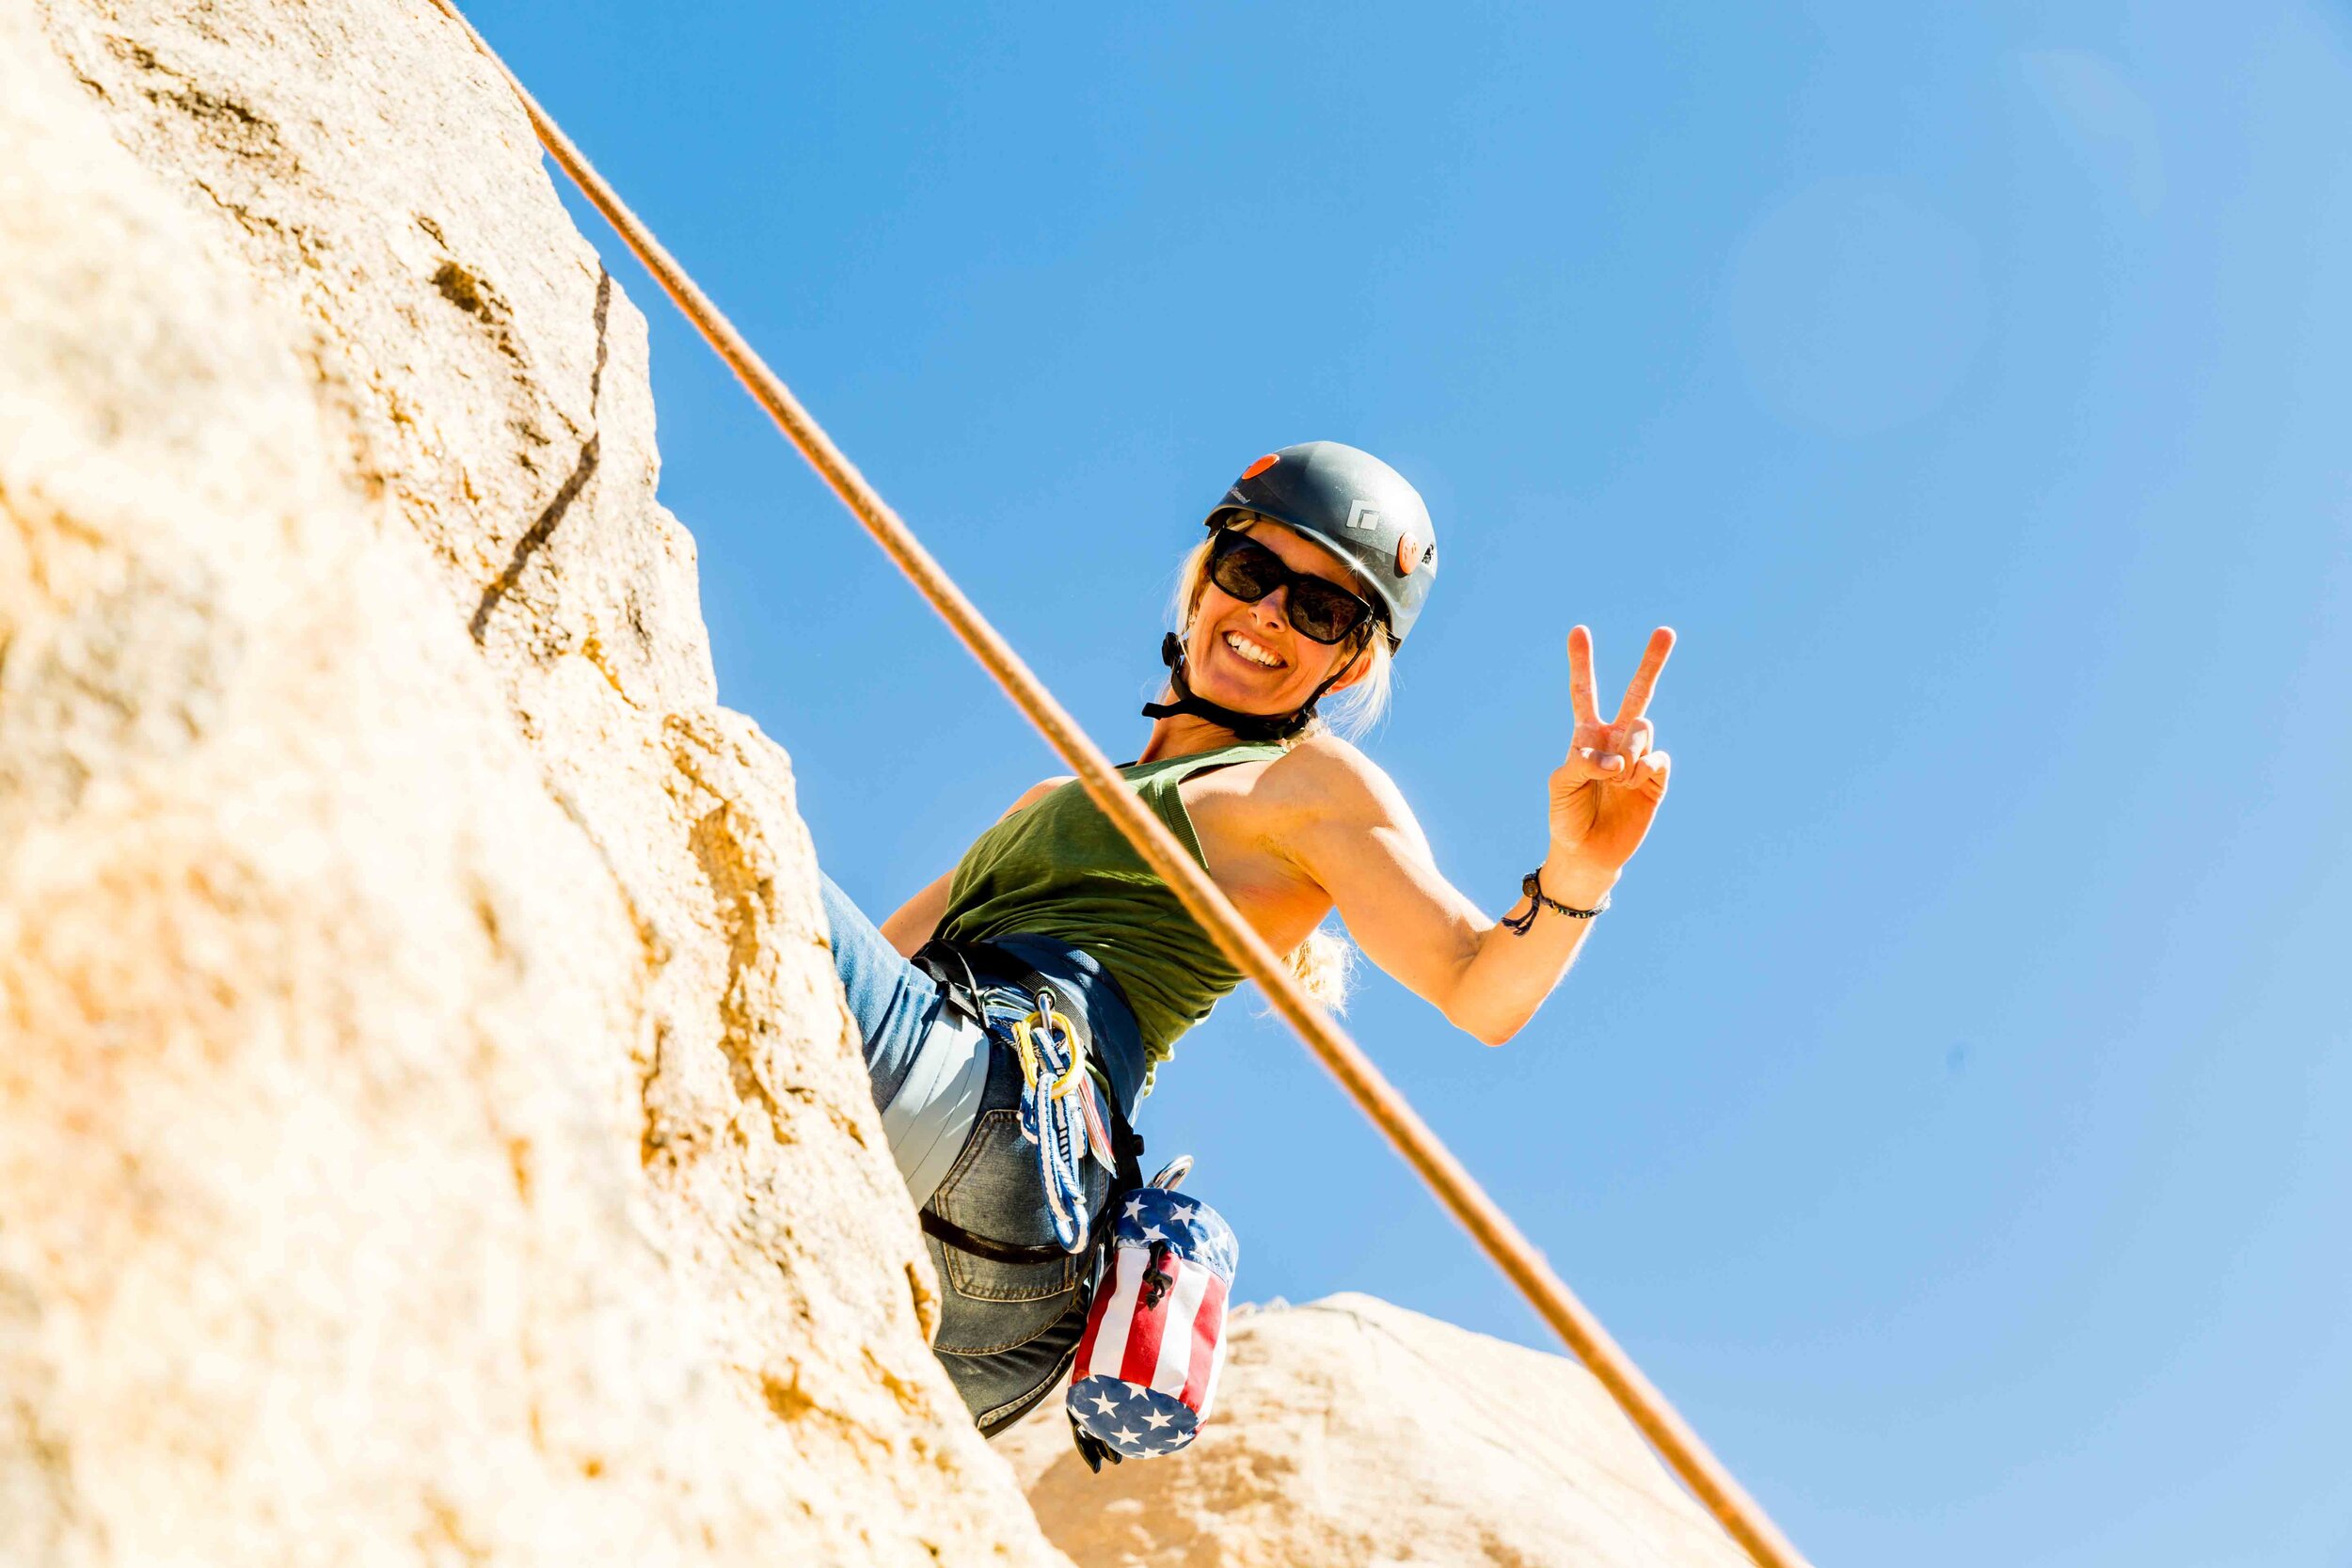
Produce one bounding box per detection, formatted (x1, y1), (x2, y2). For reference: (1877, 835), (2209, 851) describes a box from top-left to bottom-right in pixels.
(0, 1), (1060, 1561)
(1000, 1293), (1754, 1568)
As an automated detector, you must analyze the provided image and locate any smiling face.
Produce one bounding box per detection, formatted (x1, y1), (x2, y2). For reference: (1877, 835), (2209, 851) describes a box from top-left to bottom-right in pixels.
(1181, 517), (1376, 717)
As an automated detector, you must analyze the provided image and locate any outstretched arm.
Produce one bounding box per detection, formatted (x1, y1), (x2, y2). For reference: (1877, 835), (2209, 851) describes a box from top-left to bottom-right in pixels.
(1293, 626), (1675, 1045)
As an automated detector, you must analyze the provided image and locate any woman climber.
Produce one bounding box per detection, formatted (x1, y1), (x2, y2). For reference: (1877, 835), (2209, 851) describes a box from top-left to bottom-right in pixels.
(819, 440), (1675, 1438)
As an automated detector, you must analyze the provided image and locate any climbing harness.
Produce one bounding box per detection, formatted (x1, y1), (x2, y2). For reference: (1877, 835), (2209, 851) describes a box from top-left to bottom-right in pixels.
(1065, 1160), (1240, 1469)
(911, 937), (1230, 1466)
(430, 10), (1810, 1562)
(911, 940), (1144, 1267)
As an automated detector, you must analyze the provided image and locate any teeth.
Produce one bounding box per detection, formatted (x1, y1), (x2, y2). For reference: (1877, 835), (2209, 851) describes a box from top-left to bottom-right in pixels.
(1224, 630), (1281, 669)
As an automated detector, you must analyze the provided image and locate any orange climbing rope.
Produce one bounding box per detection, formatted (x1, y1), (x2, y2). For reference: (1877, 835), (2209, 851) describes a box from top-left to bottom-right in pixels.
(425, 7), (1812, 1564)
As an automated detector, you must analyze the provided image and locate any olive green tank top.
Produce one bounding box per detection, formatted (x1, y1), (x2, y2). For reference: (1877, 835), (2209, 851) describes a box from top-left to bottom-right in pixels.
(936, 739), (1286, 1089)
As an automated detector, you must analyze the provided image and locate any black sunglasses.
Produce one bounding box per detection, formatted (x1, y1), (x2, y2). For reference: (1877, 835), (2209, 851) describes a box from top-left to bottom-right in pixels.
(1205, 531), (1379, 646)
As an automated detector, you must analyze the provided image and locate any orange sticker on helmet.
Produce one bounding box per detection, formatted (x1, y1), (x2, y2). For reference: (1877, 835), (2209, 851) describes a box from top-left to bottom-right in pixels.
(1395, 533), (1423, 576)
(1241, 453), (1280, 481)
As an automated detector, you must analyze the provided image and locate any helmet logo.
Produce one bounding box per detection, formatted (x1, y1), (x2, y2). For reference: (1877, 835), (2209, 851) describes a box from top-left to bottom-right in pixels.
(1395, 533), (1423, 576)
(1345, 499), (1382, 532)
(1241, 453), (1280, 481)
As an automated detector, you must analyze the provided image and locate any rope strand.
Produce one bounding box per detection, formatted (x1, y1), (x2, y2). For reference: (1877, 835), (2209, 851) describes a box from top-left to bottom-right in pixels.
(421, 8), (1810, 1564)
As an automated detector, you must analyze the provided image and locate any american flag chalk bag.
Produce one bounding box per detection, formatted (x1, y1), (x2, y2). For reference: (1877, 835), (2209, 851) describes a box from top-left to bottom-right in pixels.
(1066, 1159), (1239, 1466)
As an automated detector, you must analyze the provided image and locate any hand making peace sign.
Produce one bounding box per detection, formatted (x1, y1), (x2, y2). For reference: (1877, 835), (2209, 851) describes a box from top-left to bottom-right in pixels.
(1548, 625), (1676, 876)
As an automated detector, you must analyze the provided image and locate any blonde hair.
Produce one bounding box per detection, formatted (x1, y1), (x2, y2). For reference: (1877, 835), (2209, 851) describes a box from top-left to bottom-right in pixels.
(1164, 519), (1391, 1010)
(1286, 924), (1357, 1013)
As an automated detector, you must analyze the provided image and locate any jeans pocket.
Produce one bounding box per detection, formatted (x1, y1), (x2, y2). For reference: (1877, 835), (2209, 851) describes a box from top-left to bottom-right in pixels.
(927, 1104), (1112, 1355)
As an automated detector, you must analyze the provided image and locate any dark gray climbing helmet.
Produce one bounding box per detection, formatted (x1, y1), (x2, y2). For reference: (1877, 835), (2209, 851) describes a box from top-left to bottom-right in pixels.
(1206, 441), (1438, 648)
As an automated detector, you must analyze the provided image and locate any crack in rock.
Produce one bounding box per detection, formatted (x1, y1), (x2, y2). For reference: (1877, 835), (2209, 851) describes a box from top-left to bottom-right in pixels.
(469, 264), (610, 641)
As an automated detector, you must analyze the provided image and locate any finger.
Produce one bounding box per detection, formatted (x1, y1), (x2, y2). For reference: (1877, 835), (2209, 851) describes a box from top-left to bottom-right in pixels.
(1582, 742), (1629, 776)
(1616, 717), (1655, 768)
(1579, 719), (1651, 781)
(1566, 626), (1602, 728)
(1632, 749), (1671, 795)
(1613, 626), (1677, 725)
(1565, 745), (1623, 780)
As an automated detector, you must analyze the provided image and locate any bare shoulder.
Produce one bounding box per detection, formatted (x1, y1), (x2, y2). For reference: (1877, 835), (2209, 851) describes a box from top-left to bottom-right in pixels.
(1004, 775), (1075, 817)
(1263, 733), (1409, 824)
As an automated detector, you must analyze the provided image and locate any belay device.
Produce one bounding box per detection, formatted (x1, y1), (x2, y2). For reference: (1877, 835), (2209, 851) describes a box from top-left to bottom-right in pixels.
(1065, 1157), (1240, 1466)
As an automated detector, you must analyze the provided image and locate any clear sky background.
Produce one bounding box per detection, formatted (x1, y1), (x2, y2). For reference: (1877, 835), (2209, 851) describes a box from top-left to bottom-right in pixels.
(477, 4), (2351, 1563)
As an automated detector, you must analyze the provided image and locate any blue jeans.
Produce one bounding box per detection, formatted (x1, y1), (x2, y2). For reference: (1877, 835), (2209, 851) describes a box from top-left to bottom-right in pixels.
(819, 873), (952, 1115)
(820, 874), (1116, 1434)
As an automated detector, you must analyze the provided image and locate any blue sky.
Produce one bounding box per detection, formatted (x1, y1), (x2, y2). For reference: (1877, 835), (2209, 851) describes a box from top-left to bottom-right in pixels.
(479, 3), (2352, 1562)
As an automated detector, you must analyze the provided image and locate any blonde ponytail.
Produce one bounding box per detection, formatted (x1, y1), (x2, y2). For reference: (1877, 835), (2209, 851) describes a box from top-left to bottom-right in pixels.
(1283, 924), (1356, 1013)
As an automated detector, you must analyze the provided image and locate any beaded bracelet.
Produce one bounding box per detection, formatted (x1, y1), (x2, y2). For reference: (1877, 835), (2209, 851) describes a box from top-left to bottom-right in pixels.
(1500, 868), (1611, 935)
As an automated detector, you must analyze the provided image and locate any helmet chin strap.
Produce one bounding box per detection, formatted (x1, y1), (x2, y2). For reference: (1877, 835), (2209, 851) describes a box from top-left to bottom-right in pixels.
(1139, 631), (1353, 744)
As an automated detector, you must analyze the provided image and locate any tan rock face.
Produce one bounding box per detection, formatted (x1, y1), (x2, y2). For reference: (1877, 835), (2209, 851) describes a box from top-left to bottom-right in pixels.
(1000, 1293), (1754, 1568)
(0, 1), (1060, 1561)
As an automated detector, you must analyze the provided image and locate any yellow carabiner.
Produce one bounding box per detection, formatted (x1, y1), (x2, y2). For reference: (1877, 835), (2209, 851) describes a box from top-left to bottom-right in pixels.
(1042, 1013), (1086, 1098)
(1015, 1007), (1087, 1099)
(1011, 1014), (1045, 1091)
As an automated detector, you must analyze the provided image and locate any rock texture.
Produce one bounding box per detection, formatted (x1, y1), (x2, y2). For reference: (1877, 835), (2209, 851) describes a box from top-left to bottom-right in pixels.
(999, 1294), (1754, 1568)
(0, 1), (1061, 1561)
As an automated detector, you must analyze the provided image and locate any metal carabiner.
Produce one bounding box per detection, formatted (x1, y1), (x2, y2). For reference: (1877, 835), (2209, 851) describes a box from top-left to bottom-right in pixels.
(1015, 986), (1088, 1100)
